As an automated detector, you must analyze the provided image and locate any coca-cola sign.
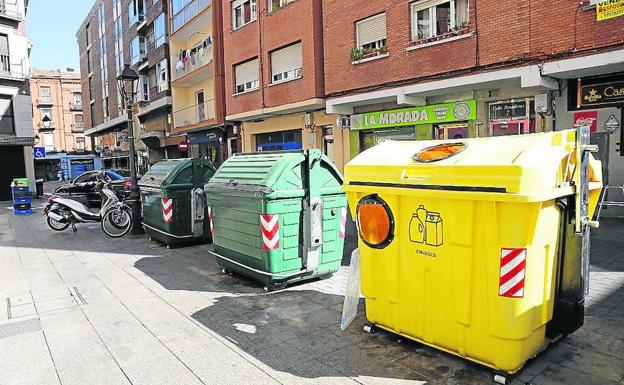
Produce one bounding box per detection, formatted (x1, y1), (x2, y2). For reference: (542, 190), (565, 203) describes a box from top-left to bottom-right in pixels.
(574, 111), (597, 133)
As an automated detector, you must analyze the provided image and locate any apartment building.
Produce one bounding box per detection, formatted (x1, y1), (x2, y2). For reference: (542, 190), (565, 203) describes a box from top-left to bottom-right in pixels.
(323, 0), (624, 191)
(221, 0), (349, 171)
(77, 0), (177, 173)
(30, 68), (99, 181)
(0, 0), (34, 200)
(168, 0), (231, 166)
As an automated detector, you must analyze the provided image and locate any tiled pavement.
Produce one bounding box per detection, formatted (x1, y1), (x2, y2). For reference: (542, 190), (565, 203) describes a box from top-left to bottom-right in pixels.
(1, 197), (623, 385)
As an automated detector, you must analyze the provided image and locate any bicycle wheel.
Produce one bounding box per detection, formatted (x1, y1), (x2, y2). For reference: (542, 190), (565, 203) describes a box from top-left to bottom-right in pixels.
(101, 208), (132, 238)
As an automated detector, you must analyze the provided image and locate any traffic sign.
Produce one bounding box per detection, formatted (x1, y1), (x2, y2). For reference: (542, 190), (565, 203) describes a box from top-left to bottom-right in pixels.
(33, 147), (46, 159)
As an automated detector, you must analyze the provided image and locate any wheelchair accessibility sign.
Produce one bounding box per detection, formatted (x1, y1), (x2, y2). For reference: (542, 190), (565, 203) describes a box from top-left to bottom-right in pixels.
(34, 147), (46, 159)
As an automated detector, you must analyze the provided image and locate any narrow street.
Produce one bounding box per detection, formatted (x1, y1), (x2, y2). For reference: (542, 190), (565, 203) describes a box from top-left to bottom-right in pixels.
(1, 194), (623, 385)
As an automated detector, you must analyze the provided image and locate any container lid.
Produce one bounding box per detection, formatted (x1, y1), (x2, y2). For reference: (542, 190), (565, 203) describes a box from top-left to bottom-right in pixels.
(206, 150), (343, 199)
(139, 159), (216, 189)
(344, 130), (601, 197)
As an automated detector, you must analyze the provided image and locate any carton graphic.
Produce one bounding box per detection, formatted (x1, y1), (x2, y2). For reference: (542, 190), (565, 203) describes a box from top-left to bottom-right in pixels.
(409, 205), (443, 247)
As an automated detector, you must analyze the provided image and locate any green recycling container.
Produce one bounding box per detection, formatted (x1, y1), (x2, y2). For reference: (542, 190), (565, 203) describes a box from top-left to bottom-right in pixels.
(139, 158), (216, 247)
(205, 149), (348, 290)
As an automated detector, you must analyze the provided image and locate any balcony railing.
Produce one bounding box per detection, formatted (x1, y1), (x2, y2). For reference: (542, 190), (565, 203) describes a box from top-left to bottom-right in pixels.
(72, 122), (85, 132)
(37, 96), (53, 105)
(172, 0), (211, 33)
(173, 47), (213, 81)
(173, 100), (215, 128)
(70, 102), (83, 111)
(0, 5), (23, 21)
(0, 56), (26, 80)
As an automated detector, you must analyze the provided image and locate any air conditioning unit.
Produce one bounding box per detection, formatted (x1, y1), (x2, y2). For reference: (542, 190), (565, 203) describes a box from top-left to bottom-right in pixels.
(304, 112), (313, 128)
(157, 83), (169, 93)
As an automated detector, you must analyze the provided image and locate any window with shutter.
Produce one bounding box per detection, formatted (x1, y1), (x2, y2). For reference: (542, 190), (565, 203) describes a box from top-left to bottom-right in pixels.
(356, 14), (387, 51)
(411, 0), (469, 42)
(270, 43), (302, 84)
(235, 58), (259, 94)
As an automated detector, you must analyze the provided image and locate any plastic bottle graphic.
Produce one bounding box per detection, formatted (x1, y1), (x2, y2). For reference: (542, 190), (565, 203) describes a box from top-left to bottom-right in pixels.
(409, 205), (428, 244)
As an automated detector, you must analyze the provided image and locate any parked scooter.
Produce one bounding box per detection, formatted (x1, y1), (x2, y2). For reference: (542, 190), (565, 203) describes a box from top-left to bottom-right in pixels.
(44, 186), (133, 238)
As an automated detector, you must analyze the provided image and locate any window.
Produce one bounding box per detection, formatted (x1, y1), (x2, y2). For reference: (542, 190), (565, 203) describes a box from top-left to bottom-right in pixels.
(87, 50), (92, 73)
(411, 0), (469, 41)
(154, 13), (166, 48)
(73, 92), (83, 105)
(139, 75), (150, 102)
(356, 13), (387, 51)
(90, 102), (96, 127)
(75, 114), (84, 124)
(131, 36), (147, 65)
(234, 58), (259, 94)
(40, 86), (51, 98)
(156, 59), (169, 92)
(269, 0), (296, 12)
(128, 0), (145, 25)
(43, 132), (55, 151)
(40, 108), (52, 120)
(85, 24), (90, 47)
(270, 43), (302, 84)
(76, 138), (86, 151)
(0, 34), (10, 73)
(232, 0), (257, 30)
(88, 77), (94, 100)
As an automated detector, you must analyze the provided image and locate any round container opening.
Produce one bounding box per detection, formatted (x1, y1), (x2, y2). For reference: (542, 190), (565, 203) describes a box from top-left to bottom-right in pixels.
(413, 143), (467, 163)
(356, 195), (394, 249)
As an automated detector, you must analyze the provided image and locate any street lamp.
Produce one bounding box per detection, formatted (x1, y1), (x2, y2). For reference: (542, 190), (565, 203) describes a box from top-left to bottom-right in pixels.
(41, 115), (52, 130)
(116, 64), (143, 234)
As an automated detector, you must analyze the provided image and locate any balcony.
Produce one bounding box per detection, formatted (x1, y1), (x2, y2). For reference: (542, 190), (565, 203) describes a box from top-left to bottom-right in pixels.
(172, 48), (214, 86)
(70, 102), (83, 111)
(37, 96), (53, 106)
(173, 100), (215, 129)
(172, 0), (211, 34)
(0, 55), (26, 81)
(72, 123), (85, 133)
(0, 5), (23, 22)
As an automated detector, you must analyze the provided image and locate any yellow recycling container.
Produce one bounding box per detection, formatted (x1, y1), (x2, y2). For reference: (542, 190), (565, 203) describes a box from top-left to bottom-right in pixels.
(344, 128), (602, 377)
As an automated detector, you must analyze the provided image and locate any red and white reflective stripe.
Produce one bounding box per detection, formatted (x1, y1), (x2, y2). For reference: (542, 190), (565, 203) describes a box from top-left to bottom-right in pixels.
(260, 214), (280, 251)
(499, 248), (527, 298)
(208, 206), (214, 237)
(339, 207), (348, 239)
(162, 198), (173, 223)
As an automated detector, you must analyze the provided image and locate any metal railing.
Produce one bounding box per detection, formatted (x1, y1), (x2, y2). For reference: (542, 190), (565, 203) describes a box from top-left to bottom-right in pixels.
(72, 122), (85, 132)
(172, 0), (211, 33)
(0, 5), (23, 20)
(70, 102), (83, 111)
(173, 47), (213, 81)
(37, 96), (53, 105)
(0, 56), (26, 80)
(173, 100), (215, 128)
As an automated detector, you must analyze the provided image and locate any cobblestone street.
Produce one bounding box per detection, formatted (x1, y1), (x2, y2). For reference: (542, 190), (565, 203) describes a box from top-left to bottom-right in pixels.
(1, 197), (623, 385)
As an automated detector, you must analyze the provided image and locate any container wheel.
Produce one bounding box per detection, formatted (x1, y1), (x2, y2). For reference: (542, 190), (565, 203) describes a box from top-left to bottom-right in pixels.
(265, 282), (288, 292)
(493, 373), (509, 385)
(363, 324), (376, 334)
(221, 269), (230, 275)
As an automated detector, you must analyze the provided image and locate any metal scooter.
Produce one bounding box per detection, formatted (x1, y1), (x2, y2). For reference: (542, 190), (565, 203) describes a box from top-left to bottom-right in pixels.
(44, 186), (133, 238)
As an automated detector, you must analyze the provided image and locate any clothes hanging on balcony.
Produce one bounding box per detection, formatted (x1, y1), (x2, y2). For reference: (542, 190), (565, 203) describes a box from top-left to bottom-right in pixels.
(176, 36), (213, 70)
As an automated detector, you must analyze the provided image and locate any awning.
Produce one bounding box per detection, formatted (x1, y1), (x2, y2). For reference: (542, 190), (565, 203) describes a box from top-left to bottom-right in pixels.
(85, 115), (127, 137)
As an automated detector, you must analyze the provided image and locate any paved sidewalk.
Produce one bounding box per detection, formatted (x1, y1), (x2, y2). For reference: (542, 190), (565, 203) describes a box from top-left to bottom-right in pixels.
(1, 199), (623, 385)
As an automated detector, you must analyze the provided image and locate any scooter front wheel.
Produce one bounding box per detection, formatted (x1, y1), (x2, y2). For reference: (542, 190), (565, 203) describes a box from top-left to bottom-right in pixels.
(101, 208), (132, 238)
(47, 216), (70, 231)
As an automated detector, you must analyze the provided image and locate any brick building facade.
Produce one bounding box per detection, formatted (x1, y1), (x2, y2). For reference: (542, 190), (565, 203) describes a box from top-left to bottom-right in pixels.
(323, 0), (623, 193)
(221, 0), (350, 171)
(77, 0), (177, 172)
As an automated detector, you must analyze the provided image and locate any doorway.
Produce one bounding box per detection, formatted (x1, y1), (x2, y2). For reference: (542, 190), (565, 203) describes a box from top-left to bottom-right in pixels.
(196, 90), (205, 122)
(0, 146), (26, 201)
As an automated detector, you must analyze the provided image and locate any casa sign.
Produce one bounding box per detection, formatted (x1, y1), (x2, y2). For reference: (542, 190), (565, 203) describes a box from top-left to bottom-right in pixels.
(581, 80), (624, 106)
(350, 100), (477, 130)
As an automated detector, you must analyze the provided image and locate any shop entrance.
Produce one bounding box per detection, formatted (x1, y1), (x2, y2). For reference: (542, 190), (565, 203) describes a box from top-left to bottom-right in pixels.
(0, 146), (26, 201)
(489, 98), (536, 136)
(435, 124), (469, 140)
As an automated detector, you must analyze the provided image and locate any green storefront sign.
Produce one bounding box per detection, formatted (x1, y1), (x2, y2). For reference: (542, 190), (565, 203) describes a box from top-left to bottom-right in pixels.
(350, 100), (477, 130)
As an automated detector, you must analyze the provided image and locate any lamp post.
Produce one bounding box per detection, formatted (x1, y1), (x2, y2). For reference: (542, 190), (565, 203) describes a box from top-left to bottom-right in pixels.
(116, 64), (143, 234)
